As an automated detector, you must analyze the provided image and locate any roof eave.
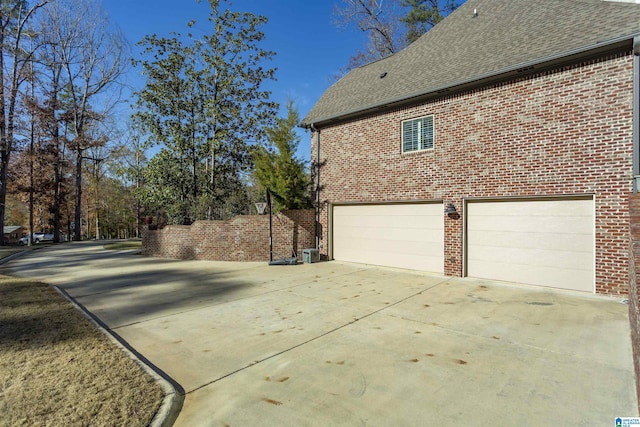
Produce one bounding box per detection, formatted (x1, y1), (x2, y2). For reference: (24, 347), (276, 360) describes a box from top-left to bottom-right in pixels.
(301, 33), (639, 129)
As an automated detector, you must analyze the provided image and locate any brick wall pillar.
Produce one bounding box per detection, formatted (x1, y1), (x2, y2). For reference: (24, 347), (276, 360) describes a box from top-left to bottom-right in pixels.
(318, 202), (329, 259)
(444, 198), (463, 277)
(628, 193), (640, 414)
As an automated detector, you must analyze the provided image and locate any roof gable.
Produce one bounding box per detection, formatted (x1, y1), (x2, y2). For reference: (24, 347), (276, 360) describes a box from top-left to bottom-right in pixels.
(4, 226), (23, 234)
(302, 0), (640, 127)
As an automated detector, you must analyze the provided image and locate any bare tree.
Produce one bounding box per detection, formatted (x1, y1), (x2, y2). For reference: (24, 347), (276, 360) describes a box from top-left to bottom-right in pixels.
(84, 142), (107, 239)
(333, 0), (461, 74)
(41, 0), (126, 240)
(333, 0), (404, 70)
(31, 7), (66, 243)
(109, 119), (148, 237)
(0, 0), (48, 245)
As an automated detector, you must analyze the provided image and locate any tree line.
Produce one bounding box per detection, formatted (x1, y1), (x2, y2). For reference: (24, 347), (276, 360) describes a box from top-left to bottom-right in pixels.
(2, 0), (458, 244)
(2, 0), (311, 242)
(2, 0), (126, 244)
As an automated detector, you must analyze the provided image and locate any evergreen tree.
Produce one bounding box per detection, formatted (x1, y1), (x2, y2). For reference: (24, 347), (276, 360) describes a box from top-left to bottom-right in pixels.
(401, 0), (458, 44)
(134, 0), (277, 224)
(253, 101), (311, 211)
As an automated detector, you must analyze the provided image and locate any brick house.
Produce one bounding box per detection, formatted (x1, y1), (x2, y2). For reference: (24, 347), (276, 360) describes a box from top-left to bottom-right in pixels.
(301, 0), (640, 295)
(3, 226), (26, 244)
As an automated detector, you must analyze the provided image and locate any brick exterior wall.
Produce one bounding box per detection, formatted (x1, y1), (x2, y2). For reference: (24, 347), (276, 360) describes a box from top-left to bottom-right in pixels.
(142, 210), (315, 262)
(312, 51), (634, 295)
(628, 193), (640, 413)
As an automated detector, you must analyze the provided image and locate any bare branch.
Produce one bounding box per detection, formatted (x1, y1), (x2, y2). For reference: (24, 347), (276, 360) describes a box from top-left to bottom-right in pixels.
(332, 0), (404, 74)
(40, 0), (127, 240)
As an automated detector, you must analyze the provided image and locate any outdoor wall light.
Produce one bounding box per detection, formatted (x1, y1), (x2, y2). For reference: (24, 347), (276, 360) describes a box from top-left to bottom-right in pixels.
(445, 203), (457, 215)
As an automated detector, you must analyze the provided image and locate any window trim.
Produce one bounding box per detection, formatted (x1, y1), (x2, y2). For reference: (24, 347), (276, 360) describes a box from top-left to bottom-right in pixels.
(401, 115), (435, 154)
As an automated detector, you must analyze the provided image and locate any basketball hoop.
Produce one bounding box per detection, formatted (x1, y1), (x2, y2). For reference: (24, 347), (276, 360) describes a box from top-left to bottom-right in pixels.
(255, 202), (267, 215)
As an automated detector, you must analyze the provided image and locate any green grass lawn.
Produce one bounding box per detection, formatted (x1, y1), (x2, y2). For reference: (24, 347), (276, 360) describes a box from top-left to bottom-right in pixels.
(103, 240), (142, 251)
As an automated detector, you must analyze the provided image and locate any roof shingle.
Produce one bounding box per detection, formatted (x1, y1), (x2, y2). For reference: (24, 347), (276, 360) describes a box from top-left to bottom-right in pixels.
(302, 0), (640, 127)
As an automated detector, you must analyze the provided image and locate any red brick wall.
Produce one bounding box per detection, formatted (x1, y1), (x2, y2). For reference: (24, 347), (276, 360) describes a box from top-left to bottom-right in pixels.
(312, 52), (634, 295)
(142, 210), (315, 262)
(628, 193), (640, 413)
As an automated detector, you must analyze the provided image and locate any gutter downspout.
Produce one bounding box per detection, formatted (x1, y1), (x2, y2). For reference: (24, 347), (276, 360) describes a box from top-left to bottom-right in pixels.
(310, 124), (321, 251)
(634, 36), (640, 192)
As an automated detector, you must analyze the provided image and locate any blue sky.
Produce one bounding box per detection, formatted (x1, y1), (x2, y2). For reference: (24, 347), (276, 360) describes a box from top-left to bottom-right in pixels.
(102, 0), (367, 160)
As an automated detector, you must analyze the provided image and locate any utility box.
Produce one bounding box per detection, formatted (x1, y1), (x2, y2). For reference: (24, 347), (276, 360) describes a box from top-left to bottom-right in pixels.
(302, 248), (320, 263)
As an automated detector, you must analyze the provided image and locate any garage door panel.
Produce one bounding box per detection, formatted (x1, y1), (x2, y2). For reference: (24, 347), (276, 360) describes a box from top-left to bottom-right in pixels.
(469, 230), (594, 252)
(338, 237), (444, 257)
(336, 206), (437, 219)
(337, 214), (441, 229)
(346, 204), (434, 215)
(340, 224), (442, 242)
(469, 260), (593, 292)
(333, 203), (444, 273)
(468, 244), (593, 270)
(466, 198), (594, 292)
(469, 199), (593, 217)
(341, 239), (442, 256)
(343, 249), (443, 272)
(338, 225), (443, 242)
(468, 215), (593, 234)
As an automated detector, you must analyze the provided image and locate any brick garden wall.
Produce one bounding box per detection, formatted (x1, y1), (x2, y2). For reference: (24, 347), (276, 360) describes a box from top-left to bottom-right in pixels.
(142, 210), (315, 262)
(312, 51), (634, 295)
(628, 193), (640, 413)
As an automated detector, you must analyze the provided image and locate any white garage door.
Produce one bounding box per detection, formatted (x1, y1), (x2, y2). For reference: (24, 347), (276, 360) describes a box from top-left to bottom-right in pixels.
(466, 198), (594, 292)
(332, 203), (444, 273)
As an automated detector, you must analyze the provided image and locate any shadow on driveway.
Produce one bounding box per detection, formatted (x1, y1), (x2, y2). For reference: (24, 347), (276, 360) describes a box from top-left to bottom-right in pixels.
(2, 241), (637, 426)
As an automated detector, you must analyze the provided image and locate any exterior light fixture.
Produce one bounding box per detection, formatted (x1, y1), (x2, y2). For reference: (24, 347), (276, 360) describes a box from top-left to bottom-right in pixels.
(445, 203), (457, 215)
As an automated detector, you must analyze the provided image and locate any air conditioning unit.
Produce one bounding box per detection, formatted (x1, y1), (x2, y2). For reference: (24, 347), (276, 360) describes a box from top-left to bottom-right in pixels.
(302, 248), (320, 263)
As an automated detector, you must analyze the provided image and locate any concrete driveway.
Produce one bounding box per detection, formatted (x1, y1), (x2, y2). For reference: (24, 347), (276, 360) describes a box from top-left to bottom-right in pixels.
(2, 242), (637, 425)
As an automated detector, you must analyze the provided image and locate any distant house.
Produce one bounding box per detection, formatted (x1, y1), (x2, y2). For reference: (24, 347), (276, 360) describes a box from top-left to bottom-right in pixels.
(301, 0), (640, 295)
(3, 226), (26, 245)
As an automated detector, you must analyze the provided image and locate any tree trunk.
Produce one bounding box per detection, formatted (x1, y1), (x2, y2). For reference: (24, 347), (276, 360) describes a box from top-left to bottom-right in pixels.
(53, 159), (61, 242)
(94, 175), (99, 240)
(74, 150), (83, 241)
(51, 71), (62, 243)
(0, 153), (8, 246)
(29, 118), (34, 246)
(135, 148), (140, 238)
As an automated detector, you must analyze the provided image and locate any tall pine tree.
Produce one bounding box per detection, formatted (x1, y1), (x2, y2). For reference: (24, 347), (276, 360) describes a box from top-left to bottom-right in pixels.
(253, 101), (310, 212)
(402, 0), (458, 44)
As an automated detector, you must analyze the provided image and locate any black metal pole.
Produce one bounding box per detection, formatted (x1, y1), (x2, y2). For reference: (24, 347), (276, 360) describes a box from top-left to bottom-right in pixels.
(267, 188), (273, 262)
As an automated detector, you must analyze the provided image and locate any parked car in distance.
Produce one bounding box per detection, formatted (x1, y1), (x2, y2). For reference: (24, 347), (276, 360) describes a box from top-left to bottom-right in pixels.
(18, 233), (54, 245)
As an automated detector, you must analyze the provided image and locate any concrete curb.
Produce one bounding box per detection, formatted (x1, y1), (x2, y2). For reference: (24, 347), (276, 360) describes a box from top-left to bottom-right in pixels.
(0, 248), (33, 265)
(0, 243), (69, 266)
(53, 286), (185, 427)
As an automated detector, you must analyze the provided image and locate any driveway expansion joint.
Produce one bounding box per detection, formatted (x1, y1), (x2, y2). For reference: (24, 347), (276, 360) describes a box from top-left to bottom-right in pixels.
(4, 246), (635, 425)
(186, 277), (453, 395)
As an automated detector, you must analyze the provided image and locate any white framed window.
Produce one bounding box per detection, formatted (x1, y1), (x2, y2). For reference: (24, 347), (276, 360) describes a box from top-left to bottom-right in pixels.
(402, 115), (434, 153)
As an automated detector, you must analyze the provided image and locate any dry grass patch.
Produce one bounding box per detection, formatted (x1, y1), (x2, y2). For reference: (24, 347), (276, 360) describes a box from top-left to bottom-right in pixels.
(0, 275), (163, 426)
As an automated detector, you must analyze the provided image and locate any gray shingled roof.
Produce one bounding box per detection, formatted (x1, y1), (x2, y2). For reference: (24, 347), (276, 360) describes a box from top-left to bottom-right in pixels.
(3, 226), (23, 234)
(302, 0), (640, 127)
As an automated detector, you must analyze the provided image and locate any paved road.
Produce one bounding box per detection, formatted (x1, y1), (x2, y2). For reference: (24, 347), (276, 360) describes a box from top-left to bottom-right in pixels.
(2, 241), (637, 425)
